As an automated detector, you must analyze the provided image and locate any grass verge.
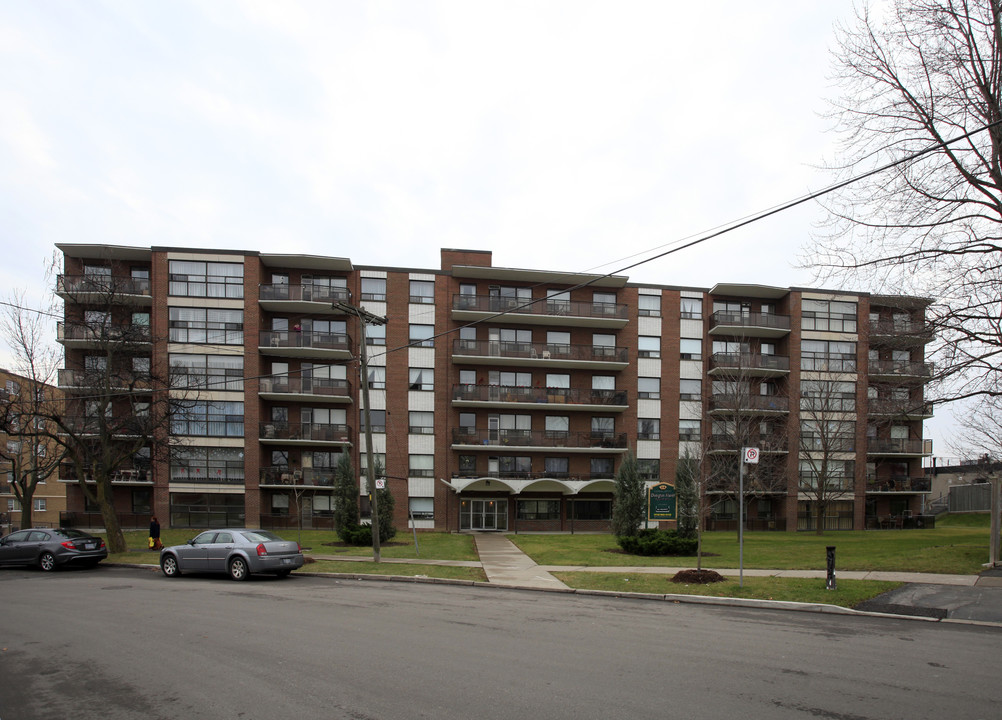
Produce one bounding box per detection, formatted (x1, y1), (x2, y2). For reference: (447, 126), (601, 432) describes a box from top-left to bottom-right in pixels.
(553, 571), (901, 608)
(303, 559), (486, 582)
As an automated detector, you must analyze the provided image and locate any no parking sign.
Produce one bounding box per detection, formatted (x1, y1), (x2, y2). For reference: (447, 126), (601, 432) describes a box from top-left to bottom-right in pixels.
(743, 447), (759, 464)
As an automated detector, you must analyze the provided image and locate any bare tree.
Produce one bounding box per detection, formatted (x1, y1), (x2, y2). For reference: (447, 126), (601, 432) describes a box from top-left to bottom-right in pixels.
(704, 351), (791, 529)
(809, 0), (1002, 405)
(49, 271), (186, 553)
(797, 375), (858, 534)
(1, 291), (64, 529)
(949, 394), (1002, 461)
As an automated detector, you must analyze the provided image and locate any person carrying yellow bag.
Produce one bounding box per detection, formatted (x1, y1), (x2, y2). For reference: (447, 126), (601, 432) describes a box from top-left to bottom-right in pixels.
(149, 515), (162, 551)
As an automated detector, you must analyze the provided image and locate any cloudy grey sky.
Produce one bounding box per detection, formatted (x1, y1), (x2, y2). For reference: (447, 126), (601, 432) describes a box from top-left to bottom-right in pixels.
(2, 0), (957, 455)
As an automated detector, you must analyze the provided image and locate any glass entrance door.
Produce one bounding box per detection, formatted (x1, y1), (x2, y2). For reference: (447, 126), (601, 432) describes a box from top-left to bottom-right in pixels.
(460, 499), (509, 531)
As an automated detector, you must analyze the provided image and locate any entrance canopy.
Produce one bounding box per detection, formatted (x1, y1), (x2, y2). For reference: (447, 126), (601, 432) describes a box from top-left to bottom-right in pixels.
(440, 476), (616, 495)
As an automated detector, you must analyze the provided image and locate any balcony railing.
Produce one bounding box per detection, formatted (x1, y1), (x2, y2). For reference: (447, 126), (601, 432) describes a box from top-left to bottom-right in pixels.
(451, 471), (620, 482)
(708, 353), (790, 374)
(452, 294), (628, 321)
(452, 384), (627, 407)
(57, 323), (152, 345)
(260, 466), (336, 486)
(259, 330), (352, 353)
(259, 283), (351, 304)
(709, 393), (789, 413)
(707, 434), (788, 453)
(259, 422), (352, 443)
(451, 428), (628, 449)
(452, 339), (628, 364)
(59, 415), (150, 436)
(258, 376), (351, 399)
(58, 368), (153, 391)
(867, 438), (933, 455)
(868, 398), (934, 417)
(866, 475), (931, 492)
(709, 311), (791, 332)
(57, 274), (151, 298)
(870, 318), (933, 338)
(798, 474), (854, 491)
(868, 359), (934, 378)
(59, 463), (152, 484)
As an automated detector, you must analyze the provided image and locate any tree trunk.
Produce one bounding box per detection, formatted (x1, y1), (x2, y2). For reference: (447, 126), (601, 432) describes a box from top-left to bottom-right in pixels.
(97, 477), (127, 553)
(815, 502), (825, 536)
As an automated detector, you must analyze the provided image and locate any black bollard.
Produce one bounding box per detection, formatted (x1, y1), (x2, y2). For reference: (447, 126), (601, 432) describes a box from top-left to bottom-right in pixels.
(826, 545), (836, 590)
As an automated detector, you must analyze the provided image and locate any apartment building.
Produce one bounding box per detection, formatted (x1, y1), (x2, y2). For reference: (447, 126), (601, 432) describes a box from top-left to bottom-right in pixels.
(54, 244), (934, 533)
(1, 368), (66, 530)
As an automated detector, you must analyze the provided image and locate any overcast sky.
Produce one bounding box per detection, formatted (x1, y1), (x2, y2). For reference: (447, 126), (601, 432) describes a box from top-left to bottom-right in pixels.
(0, 0), (960, 457)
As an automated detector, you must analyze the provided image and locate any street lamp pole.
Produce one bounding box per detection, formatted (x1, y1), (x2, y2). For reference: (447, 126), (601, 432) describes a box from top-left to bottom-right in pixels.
(333, 301), (387, 563)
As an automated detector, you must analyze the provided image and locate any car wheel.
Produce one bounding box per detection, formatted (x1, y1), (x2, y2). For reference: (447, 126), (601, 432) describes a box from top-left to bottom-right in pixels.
(161, 554), (181, 578)
(229, 557), (249, 581)
(276, 569), (292, 578)
(39, 552), (56, 572)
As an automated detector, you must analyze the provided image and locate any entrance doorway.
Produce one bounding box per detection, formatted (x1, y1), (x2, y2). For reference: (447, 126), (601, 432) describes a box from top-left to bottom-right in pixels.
(460, 498), (508, 531)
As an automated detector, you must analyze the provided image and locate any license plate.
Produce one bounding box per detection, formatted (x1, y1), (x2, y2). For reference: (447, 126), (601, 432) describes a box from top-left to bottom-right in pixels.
(84, 543), (95, 550)
(282, 557), (292, 564)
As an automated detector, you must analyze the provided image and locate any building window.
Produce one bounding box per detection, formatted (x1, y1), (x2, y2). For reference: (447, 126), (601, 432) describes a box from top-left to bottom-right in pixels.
(409, 454), (434, 477)
(638, 459), (660, 480)
(409, 497), (434, 520)
(680, 297), (702, 319)
(458, 455), (477, 474)
(591, 417), (615, 439)
(169, 354), (244, 391)
(590, 457), (614, 479)
(169, 308), (244, 344)
(517, 499), (560, 521)
(679, 378), (701, 401)
(638, 377), (661, 399)
(571, 499), (611, 520)
(545, 415), (570, 438)
(170, 448), (245, 484)
(172, 402), (244, 437)
(410, 324), (435, 348)
(168, 260), (243, 299)
(679, 419), (701, 442)
(498, 456), (531, 476)
(409, 280), (435, 304)
(365, 324), (386, 346)
(360, 409), (386, 434)
(638, 336), (661, 358)
(33, 498), (46, 512)
(458, 412), (476, 434)
(680, 338), (702, 360)
(638, 295), (661, 317)
(368, 366), (386, 389)
(360, 278), (386, 301)
(409, 411), (434, 434)
(802, 299), (857, 333)
(409, 368), (434, 391)
(544, 457), (569, 477)
(801, 340), (856, 372)
(132, 489), (151, 515)
(638, 418), (660, 441)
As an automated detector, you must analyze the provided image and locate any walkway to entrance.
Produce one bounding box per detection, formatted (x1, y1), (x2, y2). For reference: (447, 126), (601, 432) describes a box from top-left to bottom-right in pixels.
(472, 533), (569, 590)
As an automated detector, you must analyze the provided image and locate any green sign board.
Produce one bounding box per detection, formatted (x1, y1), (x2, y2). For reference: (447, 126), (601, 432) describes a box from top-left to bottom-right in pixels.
(648, 482), (677, 521)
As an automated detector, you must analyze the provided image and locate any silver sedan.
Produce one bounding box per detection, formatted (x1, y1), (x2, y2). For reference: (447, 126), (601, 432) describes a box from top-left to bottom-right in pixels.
(0, 528), (108, 571)
(160, 529), (304, 580)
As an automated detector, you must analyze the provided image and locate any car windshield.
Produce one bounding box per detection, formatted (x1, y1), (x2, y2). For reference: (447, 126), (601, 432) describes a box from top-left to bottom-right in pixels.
(239, 531), (282, 543)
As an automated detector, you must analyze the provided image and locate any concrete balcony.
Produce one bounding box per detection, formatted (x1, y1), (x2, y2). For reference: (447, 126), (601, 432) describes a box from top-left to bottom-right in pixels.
(57, 368), (153, 393)
(56, 274), (152, 305)
(706, 434), (788, 454)
(258, 376), (352, 403)
(708, 353), (790, 377)
(258, 330), (352, 360)
(709, 311), (791, 338)
(451, 428), (628, 453)
(869, 318), (934, 345)
(708, 393), (789, 415)
(260, 467), (336, 487)
(452, 339), (628, 370)
(867, 398), (934, 419)
(258, 283), (351, 314)
(451, 384), (628, 411)
(866, 475), (931, 492)
(452, 294), (628, 328)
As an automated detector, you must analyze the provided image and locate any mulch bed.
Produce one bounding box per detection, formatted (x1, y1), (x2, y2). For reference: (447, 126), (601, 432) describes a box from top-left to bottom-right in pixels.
(671, 569), (726, 584)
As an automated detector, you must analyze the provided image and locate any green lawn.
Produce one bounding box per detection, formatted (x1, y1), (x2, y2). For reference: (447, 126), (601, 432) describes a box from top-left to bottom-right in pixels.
(303, 559), (486, 582)
(552, 572), (901, 608)
(509, 519), (995, 575)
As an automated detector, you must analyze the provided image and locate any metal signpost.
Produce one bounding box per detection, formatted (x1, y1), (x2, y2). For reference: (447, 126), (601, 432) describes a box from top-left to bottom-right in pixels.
(740, 447), (759, 588)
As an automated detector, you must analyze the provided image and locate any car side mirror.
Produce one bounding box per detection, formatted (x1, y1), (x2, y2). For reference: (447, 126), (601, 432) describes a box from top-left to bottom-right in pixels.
(188, 539), (196, 545)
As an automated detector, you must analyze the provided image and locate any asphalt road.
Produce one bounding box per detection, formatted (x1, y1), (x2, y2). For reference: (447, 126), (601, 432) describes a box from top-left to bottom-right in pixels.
(1, 565), (998, 720)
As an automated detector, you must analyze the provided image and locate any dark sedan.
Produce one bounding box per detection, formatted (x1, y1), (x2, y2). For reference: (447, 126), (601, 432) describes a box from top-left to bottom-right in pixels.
(0, 528), (108, 571)
(160, 529), (304, 580)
